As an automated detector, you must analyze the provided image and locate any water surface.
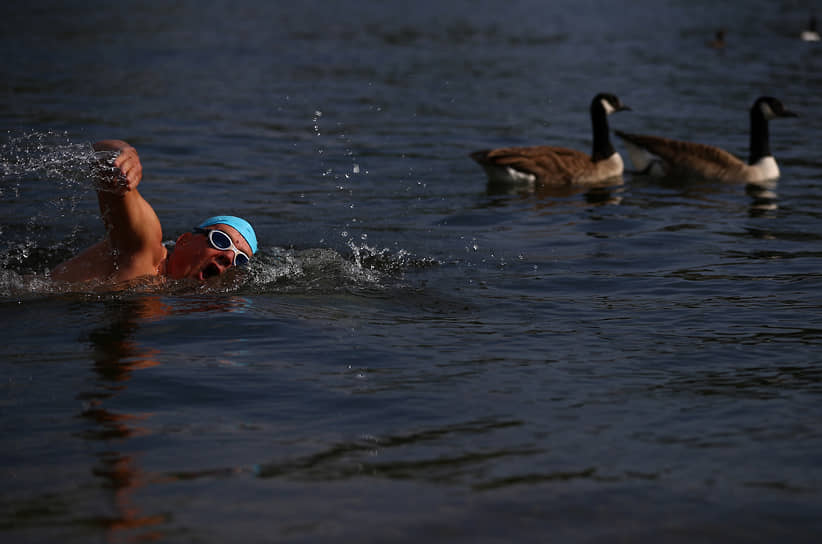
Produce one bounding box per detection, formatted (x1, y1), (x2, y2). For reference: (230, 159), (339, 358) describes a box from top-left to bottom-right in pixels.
(2, 0), (822, 542)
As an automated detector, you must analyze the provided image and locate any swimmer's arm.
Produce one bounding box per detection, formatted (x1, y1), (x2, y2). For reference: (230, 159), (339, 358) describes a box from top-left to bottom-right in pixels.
(93, 140), (165, 272)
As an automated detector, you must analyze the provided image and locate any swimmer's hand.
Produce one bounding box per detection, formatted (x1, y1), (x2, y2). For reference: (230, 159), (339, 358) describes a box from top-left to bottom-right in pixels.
(93, 140), (142, 195)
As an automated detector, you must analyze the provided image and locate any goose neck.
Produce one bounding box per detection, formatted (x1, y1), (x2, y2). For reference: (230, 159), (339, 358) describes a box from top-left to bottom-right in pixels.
(590, 104), (615, 161)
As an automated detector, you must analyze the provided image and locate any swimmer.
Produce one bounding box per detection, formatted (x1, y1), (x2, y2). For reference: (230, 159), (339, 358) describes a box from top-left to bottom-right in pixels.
(51, 139), (257, 283)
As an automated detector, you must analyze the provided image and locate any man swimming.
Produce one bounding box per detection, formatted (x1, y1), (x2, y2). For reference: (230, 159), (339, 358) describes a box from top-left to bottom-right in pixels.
(51, 139), (257, 283)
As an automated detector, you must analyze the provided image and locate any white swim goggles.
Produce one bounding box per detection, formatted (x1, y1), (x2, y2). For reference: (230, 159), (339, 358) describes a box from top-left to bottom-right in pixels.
(193, 228), (251, 267)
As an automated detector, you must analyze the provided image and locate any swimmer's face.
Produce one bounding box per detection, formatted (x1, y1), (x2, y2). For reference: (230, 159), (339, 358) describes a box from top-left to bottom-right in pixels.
(167, 224), (253, 281)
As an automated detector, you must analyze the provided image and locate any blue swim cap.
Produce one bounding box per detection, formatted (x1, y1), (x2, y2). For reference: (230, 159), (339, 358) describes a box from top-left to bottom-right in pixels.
(197, 215), (258, 255)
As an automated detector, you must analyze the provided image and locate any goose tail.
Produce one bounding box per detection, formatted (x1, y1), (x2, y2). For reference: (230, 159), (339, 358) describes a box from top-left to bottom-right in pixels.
(470, 150), (491, 164)
(615, 131), (657, 174)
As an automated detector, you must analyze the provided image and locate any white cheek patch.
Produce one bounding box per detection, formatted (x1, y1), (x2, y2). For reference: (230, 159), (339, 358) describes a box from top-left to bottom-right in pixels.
(601, 98), (616, 115)
(760, 102), (777, 120)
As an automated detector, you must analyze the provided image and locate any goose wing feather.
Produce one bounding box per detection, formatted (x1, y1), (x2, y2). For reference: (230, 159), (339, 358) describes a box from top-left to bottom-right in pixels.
(473, 146), (594, 183)
(615, 131), (747, 178)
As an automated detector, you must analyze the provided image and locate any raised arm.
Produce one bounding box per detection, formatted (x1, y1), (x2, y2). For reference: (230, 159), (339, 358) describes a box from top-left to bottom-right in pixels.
(92, 140), (165, 276)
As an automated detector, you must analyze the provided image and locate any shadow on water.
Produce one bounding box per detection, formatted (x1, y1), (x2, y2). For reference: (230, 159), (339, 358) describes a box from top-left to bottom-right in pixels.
(253, 419), (539, 485)
(157, 417), (545, 489)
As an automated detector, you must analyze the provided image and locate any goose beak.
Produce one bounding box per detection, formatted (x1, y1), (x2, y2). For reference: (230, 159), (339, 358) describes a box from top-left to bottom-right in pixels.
(782, 109), (798, 118)
(614, 100), (631, 112)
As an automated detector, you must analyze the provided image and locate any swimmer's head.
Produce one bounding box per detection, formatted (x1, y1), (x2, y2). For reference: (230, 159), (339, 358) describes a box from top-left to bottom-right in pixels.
(165, 215), (258, 281)
(196, 215), (258, 255)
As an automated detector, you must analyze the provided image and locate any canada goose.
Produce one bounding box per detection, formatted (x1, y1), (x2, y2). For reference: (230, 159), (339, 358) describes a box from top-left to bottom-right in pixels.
(615, 96), (797, 184)
(470, 93), (630, 186)
(801, 15), (820, 41)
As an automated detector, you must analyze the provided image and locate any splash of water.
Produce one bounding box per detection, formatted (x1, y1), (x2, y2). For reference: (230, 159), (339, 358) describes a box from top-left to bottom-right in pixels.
(0, 130), (437, 297)
(0, 130), (97, 183)
(0, 130), (107, 275)
(0, 240), (439, 299)
(347, 238), (437, 274)
(236, 242), (438, 296)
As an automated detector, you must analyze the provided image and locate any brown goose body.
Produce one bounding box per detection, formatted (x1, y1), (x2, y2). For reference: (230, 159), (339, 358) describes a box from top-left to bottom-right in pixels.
(471, 93), (630, 186)
(615, 132), (762, 181)
(616, 96), (797, 184)
(471, 145), (624, 185)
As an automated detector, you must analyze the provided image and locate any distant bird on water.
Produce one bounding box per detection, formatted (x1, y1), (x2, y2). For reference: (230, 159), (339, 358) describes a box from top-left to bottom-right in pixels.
(707, 29), (726, 49)
(470, 93), (631, 186)
(801, 15), (820, 41)
(615, 96), (797, 184)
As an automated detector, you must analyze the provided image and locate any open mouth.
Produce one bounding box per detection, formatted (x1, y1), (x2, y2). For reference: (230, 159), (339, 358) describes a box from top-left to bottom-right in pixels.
(201, 263), (221, 280)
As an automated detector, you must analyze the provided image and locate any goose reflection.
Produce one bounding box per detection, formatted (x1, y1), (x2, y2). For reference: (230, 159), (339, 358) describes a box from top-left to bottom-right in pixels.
(746, 181), (779, 216)
(486, 177), (624, 206)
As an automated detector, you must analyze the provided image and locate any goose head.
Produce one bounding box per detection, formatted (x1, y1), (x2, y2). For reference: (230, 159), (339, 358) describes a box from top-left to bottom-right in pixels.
(592, 93), (631, 116)
(754, 96), (798, 121)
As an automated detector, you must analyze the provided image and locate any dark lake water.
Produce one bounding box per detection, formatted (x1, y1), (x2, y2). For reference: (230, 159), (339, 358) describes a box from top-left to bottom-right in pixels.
(3, 0), (822, 542)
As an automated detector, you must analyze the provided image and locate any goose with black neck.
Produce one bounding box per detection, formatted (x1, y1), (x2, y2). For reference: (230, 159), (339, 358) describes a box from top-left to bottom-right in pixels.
(470, 93), (631, 186)
(616, 96), (797, 184)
